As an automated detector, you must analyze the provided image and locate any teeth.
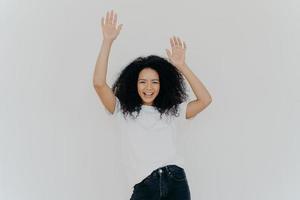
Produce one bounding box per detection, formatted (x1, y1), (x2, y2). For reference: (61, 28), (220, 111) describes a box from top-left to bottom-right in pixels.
(144, 92), (153, 96)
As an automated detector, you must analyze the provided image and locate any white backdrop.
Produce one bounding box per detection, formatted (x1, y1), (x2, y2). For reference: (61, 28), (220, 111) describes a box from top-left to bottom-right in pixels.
(1, 0), (299, 199)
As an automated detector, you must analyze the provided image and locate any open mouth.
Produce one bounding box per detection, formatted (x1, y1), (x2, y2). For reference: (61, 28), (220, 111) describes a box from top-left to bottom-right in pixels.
(143, 92), (154, 97)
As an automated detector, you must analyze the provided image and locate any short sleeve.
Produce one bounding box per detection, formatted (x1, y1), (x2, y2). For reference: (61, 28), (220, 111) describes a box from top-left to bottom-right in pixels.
(178, 101), (195, 121)
(104, 96), (121, 116)
(178, 101), (188, 121)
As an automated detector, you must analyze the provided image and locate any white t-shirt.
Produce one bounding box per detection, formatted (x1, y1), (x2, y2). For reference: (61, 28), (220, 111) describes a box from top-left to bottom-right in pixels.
(106, 97), (190, 189)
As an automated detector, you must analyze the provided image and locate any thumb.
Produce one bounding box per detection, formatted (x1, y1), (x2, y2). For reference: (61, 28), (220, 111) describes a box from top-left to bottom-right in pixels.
(117, 24), (123, 33)
(165, 49), (171, 59)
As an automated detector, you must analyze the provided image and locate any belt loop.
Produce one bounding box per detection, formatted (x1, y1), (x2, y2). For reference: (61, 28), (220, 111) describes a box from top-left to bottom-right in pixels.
(165, 165), (170, 175)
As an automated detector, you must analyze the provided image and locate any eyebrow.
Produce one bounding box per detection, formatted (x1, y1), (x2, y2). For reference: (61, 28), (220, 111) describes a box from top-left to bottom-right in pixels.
(138, 79), (160, 81)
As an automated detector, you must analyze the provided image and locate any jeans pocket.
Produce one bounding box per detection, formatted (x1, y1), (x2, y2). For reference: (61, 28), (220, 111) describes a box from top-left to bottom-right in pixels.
(167, 166), (187, 182)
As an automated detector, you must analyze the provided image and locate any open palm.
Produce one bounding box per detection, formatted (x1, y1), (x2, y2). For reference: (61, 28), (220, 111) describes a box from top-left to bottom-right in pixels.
(101, 10), (123, 41)
(165, 36), (187, 68)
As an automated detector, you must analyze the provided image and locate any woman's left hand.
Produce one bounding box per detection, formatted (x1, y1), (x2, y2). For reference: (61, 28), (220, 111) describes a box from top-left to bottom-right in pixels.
(165, 36), (187, 71)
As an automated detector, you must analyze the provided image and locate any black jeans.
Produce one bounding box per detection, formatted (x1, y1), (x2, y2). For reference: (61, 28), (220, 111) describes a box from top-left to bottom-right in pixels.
(130, 165), (191, 200)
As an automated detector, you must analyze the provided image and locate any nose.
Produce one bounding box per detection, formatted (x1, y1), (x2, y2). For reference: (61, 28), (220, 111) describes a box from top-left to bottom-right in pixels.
(146, 82), (152, 89)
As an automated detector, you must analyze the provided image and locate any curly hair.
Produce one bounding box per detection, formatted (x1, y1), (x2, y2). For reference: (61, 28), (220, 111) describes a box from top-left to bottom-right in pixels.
(112, 55), (188, 120)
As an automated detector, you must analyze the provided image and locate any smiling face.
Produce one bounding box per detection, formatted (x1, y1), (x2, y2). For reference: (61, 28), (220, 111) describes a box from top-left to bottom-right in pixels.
(137, 68), (160, 106)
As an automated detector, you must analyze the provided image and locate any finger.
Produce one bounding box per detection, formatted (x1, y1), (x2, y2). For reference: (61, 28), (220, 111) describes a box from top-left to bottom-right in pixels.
(165, 49), (172, 59)
(183, 41), (187, 50)
(105, 11), (109, 24)
(177, 37), (183, 48)
(173, 36), (178, 46)
(170, 37), (175, 48)
(109, 10), (114, 24)
(113, 13), (117, 25)
(101, 17), (104, 26)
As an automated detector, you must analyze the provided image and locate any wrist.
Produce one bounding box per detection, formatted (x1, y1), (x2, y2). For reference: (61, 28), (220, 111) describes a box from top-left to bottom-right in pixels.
(176, 62), (188, 70)
(102, 38), (114, 45)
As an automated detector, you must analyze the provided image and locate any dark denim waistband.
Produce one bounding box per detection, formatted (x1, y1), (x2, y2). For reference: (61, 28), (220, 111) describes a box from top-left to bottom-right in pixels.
(149, 164), (184, 177)
(133, 164), (191, 199)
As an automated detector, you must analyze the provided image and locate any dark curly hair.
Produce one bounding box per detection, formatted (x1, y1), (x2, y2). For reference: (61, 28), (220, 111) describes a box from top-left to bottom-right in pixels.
(112, 55), (188, 120)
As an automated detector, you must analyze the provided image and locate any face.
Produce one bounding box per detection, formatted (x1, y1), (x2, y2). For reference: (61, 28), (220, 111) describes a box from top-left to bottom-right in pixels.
(137, 68), (160, 106)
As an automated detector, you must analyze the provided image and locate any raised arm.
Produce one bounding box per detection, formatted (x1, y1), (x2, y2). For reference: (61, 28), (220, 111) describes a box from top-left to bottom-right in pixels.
(166, 36), (212, 119)
(93, 10), (123, 113)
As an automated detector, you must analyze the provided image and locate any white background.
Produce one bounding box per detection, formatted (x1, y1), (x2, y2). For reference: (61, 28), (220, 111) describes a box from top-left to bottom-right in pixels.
(0, 0), (299, 199)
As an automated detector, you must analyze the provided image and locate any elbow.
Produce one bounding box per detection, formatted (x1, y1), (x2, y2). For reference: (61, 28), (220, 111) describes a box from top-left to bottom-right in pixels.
(195, 96), (212, 106)
(204, 96), (212, 105)
(93, 77), (106, 88)
(202, 98), (212, 107)
(207, 94), (213, 102)
(93, 81), (106, 89)
(208, 97), (212, 103)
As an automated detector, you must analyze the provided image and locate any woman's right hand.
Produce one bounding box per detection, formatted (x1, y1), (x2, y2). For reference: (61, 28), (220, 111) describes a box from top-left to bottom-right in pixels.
(101, 10), (123, 42)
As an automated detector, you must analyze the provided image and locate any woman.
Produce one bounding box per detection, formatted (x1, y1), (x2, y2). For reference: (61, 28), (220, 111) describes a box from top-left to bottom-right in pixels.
(93, 10), (212, 200)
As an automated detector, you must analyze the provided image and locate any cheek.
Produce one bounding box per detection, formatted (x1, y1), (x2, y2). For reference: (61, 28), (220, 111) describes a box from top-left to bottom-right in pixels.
(155, 84), (160, 91)
(137, 84), (143, 93)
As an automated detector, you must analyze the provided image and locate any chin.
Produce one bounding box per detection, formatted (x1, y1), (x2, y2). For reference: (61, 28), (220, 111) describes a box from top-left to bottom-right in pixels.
(142, 100), (154, 104)
(141, 97), (157, 105)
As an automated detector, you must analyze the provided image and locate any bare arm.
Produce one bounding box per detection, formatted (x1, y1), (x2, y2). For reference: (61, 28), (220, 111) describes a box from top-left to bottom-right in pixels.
(178, 64), (212, 118)
(93, 40), (113, 86)
(166, 36), (212, 119)
(93, 10), (123, 113)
